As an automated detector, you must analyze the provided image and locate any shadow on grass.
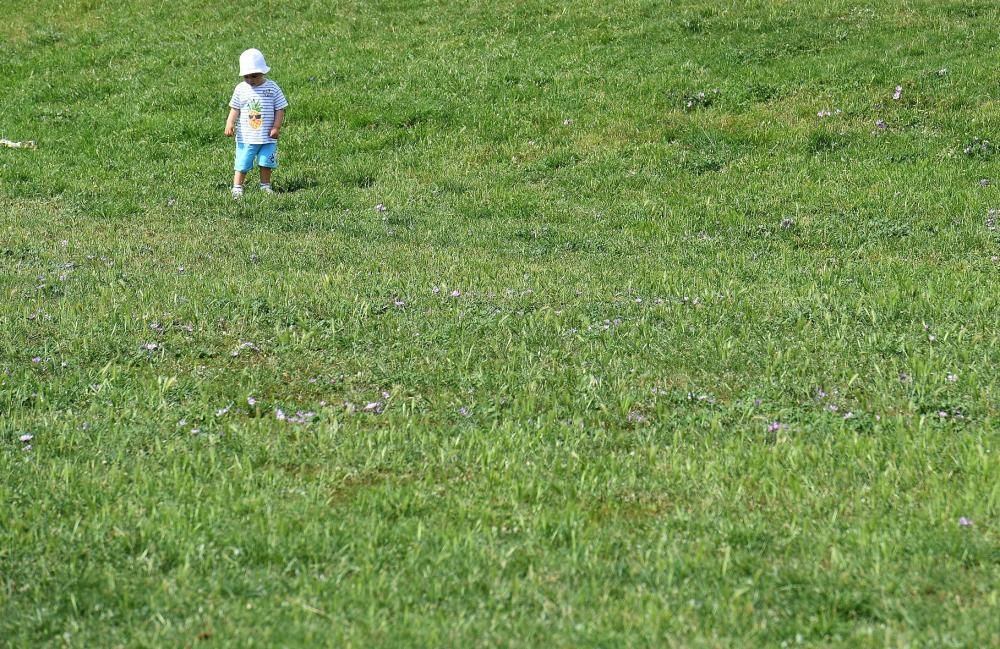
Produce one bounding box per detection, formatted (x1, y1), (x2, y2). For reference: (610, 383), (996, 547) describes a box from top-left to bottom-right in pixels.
(276, 176), (320, 194)
(213, 177), (320, 194)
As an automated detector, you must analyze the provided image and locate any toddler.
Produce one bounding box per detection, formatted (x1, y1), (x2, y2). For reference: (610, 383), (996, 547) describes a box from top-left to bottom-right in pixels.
(224, 48), (288, 198)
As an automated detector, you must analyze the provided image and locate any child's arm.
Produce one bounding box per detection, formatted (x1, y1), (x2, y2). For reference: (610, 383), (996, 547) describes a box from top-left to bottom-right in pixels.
(270, 109), (285, 139)
(225, 108), (239, 137)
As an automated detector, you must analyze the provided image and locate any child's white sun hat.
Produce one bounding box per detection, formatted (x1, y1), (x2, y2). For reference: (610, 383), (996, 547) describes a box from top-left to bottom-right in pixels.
(239, 48), (270, 76)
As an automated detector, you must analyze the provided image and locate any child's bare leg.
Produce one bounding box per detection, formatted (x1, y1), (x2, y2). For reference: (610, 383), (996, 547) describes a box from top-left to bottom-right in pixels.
(260, 167), (273, 185)
(233, 171), (247, 187)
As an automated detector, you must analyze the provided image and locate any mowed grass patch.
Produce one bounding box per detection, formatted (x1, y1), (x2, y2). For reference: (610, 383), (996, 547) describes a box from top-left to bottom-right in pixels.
(2, 0), (999, 647)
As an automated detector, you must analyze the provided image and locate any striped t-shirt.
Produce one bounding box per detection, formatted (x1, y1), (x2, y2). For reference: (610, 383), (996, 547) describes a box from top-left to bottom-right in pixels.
(229, 79), (288, 145)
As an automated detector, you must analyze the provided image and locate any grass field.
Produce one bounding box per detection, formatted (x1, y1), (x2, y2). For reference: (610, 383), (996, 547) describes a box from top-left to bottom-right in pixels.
(2, 0), (999, 646)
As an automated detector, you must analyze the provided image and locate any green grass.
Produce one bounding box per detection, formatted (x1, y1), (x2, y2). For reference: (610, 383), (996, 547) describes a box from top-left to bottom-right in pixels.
(2, 0), (999, 646)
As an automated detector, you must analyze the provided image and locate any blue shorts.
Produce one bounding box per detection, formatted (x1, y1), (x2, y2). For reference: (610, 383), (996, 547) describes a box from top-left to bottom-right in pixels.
(234, 142), (278, 172)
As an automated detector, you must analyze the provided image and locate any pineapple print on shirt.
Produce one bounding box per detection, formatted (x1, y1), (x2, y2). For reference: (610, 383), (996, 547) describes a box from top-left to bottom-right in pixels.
(247, 99), (263, 130)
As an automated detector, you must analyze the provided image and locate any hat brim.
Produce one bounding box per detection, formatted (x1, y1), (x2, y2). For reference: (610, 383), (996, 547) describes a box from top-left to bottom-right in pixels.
(240, 64), (270, 76)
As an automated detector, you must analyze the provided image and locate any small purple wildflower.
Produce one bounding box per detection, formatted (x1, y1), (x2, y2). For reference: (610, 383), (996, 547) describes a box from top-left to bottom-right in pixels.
(287, 411), (315, 424)
(216, 403), (232, 417)
(780, 217), (794, 229)
(458, 406), (471, 417)
(19, 434), (33, 443)
(875, 119), (888, 130)
(142, 342), (159, 351)
(959, 517), (974, 527)
(31, 357), (41, 364)
(979, 178), (992, 187)
(275, 408), (287, 421)
(767, 421), (783, 433)
(450, 289), (461, 298)
(375, 203), (387, 213)
(965, 138), (991, 156)
(898, 372), (911, 383)
(893, 85), (902, 101)
(231, 341), (260, 357)
(946, 373), (957, 383)
(684, 89), (719, 110)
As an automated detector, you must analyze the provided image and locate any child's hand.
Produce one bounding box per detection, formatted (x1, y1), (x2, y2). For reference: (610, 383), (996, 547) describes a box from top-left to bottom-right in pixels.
(269, 127), (281, 139)
(225, 124), (235, 137)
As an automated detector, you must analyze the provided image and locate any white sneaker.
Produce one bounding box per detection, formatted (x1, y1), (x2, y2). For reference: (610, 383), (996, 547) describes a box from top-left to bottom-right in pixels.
(232, 186), (243, 200)
(260, 185), (274, 195)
